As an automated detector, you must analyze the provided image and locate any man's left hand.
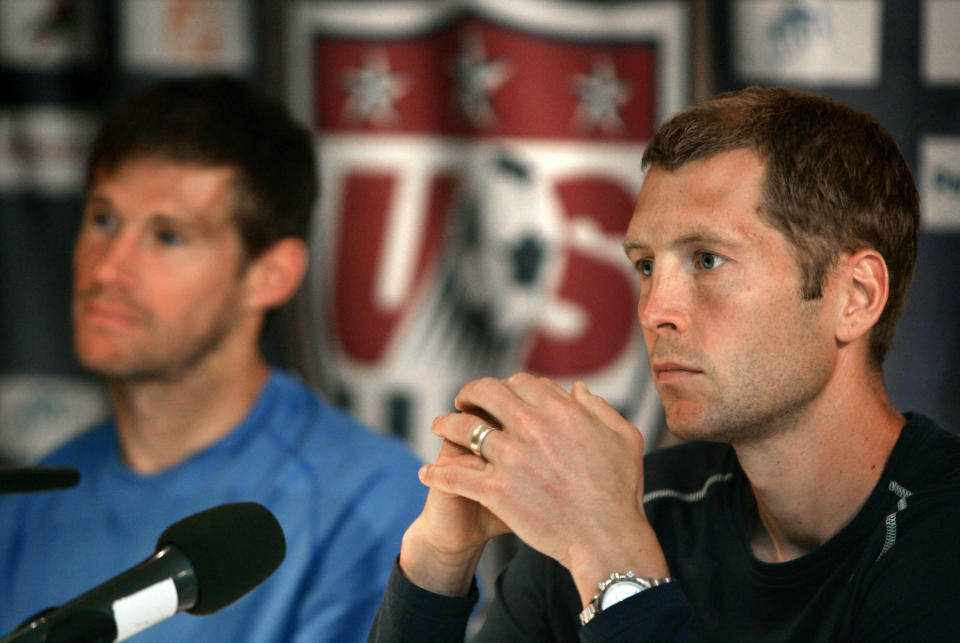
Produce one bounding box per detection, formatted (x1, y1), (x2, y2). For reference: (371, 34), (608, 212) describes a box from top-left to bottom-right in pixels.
(420, 373), (671, 606)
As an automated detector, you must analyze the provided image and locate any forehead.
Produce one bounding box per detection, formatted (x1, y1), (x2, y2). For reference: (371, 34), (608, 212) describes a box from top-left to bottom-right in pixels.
(625, 149), (777, 251)
(88, 158), (239, 227)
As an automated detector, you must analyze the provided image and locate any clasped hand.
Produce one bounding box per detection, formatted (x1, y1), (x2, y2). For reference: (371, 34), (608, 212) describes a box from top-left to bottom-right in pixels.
(400, 373), (669, 604)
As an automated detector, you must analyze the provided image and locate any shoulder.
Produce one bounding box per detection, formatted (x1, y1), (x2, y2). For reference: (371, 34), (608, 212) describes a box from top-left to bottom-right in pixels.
(231, 373), (425, 556)
(858, 415), (960, 603)
(852, 471), (960, 638)
(261, 370), (421, 466)
(254, 371), (424, 508)
(908, 411), (960, 453)
(883, 415), (960, 537)
(886, 412), (960, 493)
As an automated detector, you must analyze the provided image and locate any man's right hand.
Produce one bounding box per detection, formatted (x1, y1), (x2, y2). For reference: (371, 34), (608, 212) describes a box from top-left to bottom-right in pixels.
(398, 423), (509, 596)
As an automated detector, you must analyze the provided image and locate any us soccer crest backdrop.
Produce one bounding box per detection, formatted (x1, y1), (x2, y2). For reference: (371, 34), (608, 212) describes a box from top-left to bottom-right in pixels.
(2, 0), (959, 465)
(285, 1), (690, 458)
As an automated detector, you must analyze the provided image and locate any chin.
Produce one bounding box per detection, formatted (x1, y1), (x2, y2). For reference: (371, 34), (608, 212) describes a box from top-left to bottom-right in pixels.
(78, 358), (125, 378)
(76, 347), (136, 378)
(663, 406), (727, 443)
(75, 348), (111, 372)
(665, 422), (708, 443)
(662, 400), (704, 434)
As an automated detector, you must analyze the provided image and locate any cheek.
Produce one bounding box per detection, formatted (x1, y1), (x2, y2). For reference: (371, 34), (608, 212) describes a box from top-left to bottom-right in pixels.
(698, 273), (744, 306)
(691, 286), (740, 336)
(703, 290), (793, 365)
(154, 255), (234, 295)
(164, 270), (244, 316)
(732, 299), (830, 375)
(72, 243), (99, 289)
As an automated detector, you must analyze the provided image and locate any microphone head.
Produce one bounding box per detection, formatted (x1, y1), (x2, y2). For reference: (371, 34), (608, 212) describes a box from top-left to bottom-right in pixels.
(156, 502), (286, 615)
(0, 466), (80, 493)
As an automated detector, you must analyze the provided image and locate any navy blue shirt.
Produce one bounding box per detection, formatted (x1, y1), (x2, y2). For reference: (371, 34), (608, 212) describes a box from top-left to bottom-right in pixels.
(369, 413), (960, 641)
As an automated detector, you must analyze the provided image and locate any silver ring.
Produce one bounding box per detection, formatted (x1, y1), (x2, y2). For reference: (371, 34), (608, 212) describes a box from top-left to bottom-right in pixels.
(469, 423), (499, 459)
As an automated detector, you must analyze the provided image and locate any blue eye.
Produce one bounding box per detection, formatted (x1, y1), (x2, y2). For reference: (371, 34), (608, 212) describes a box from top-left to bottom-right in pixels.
(89, 212), (118, 231)
(638, 259), (654, 277)
(697, 252), (725, 270)
(156, 229), (185, 246)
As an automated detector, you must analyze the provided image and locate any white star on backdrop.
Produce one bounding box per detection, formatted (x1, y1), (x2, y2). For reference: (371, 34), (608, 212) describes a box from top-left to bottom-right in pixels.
(571, 55), (633, 134)
(452, 29), (511, 128)
(341, 49), (410, 126)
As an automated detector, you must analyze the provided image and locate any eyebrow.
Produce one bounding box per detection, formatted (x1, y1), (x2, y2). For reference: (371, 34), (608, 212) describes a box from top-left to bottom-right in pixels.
(83, 195), (206, 234)
(623, 233), (743, 254)
(83, 194), (111, 207)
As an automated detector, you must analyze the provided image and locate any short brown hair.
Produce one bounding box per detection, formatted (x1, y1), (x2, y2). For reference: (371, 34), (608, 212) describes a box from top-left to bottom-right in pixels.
(643, 86), (919, 368)
(87, 75), (318, 260)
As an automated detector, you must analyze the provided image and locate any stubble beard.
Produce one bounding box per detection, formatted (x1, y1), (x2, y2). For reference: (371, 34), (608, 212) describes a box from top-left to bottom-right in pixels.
(668, 377), (826, 446)
(76, 290), (245, 386)
(660, 304), (832, 446)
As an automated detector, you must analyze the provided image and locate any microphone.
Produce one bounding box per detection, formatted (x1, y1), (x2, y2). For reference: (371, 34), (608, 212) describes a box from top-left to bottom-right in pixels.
(0, 466), (80, 494)
(1, 502), (286, 642)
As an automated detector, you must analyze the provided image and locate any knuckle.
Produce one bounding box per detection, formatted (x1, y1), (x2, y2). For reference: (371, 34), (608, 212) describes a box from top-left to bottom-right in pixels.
(556, 396), (582, 416)
(537, 376), (561, 392)
(437, 467), (459, 488)
(504, 372), (530, 386)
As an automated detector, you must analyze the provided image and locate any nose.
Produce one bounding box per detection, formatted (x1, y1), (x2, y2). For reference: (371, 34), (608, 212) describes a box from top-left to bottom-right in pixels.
(79, 231), (139, 289)
(638, 266), (689, 334)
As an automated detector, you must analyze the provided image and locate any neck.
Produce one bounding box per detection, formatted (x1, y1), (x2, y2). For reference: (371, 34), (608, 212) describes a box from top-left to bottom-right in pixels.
(108, 350), (270, 475)
(734, 364), (904, 563)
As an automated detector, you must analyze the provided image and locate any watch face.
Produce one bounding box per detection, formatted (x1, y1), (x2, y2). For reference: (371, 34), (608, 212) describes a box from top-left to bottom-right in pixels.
(599, 581), (642, 610)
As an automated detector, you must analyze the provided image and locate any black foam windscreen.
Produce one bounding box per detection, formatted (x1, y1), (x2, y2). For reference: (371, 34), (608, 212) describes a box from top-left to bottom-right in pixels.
(156, 502), (286, 615)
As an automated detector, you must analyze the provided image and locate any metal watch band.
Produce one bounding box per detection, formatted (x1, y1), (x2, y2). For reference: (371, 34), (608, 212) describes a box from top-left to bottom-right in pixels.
(578, 571), (674, 626)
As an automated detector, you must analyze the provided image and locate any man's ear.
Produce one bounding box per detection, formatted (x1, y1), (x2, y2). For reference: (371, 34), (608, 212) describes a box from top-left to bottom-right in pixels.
(835, 249), (889, 344)
(242, 238), (308, 312)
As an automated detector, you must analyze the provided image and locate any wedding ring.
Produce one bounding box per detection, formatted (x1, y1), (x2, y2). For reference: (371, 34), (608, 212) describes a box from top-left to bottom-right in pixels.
(469, 423), (499, 459)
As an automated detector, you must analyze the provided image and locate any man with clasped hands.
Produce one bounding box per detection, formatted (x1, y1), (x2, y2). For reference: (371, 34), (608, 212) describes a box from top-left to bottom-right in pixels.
(367, 87), (960, 641)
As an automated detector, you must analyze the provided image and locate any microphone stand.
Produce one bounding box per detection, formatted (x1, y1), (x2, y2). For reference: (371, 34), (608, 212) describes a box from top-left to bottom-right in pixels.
(7, 608), (115, 643)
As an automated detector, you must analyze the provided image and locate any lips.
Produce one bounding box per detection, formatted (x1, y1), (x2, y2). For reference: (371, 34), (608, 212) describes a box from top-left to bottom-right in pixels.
(651, 360), (703, 383)
(75, 294), (143, 329)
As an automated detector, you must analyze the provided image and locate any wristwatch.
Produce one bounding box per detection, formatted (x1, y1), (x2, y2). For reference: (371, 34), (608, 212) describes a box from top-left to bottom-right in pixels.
(578, 571), (673, 626)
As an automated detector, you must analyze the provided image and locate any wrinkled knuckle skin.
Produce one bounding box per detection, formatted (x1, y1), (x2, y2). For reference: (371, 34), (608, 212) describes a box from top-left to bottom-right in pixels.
(438, 467), (459, 488)
(505, 372), (532, 387)
(539, 376), (568, 396)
